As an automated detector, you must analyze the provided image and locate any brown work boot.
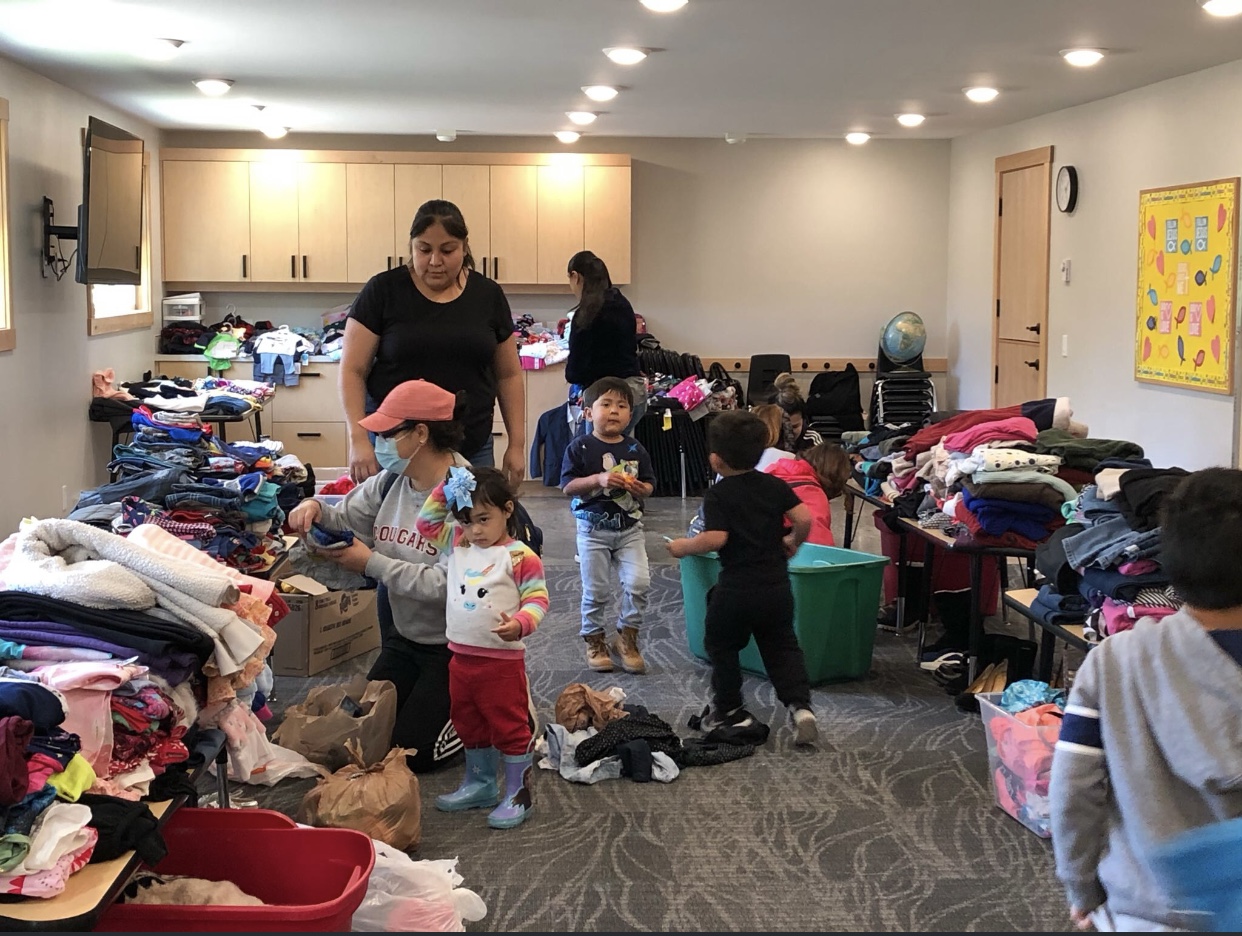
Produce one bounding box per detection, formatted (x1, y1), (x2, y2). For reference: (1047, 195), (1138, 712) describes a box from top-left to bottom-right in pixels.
(584, 633), (614, 672)
(615, 626), (647, 675)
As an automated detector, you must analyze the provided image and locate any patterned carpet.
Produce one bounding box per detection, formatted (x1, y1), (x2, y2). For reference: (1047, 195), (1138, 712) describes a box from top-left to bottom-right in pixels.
(244, 552), (1067, 932)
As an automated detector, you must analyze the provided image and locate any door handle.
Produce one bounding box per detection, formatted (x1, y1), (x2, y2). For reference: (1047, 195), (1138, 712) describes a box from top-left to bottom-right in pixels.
(1024, 359), (1041, 371)
(291, 255), (297, 279)
(493, 257), (499, 280)
(300, 371), (323, 378)
(242, 255), (248, 278)
(303, 256), (308, 279)
(387, 256), (393, 271)
(1026, 324), (1042, 335)
(296, 432), (322, 438)
(482, 256), (488, 278)
(399, 256), (405, 267)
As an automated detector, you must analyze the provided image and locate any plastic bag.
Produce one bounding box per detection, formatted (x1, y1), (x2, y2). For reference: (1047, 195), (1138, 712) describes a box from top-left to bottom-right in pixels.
(207, 700), (324, 786)
(273, 677), (398, 772)
(299, 742), (421, 850)
(352, 842), (486, 932)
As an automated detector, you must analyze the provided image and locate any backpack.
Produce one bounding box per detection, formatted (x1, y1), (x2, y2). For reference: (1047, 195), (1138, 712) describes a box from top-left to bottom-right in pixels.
(805, 365), (865, 434)
(380, 471), (543, 558)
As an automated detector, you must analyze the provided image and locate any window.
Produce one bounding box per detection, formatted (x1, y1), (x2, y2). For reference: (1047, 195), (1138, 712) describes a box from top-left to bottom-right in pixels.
(86, 151), (154, 335)
(0, 97), (13, 352)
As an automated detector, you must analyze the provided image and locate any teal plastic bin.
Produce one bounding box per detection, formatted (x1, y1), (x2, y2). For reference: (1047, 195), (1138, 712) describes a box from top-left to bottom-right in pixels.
(680, 543), (889, 684)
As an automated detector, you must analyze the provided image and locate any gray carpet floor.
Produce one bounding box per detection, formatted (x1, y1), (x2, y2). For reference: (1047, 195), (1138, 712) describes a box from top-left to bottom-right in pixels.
(238, 493), (1067, 932)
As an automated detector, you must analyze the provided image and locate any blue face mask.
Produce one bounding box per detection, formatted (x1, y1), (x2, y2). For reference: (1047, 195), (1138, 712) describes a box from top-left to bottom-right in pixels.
(374, 435), (411, 475)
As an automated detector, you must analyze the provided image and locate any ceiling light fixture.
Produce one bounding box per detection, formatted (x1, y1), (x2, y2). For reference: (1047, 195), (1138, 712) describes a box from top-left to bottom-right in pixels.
(582, 85), (619, 102)
(1200, 0), (1242, 16)
(135, 37), (184, 61)
(193, 78), (234, 97)
(1061, 48), (1105, 67)
(261, 124), (289, 140)
(555, 130), (581, 144)
(724, 132), (746, 144)
(964, 86), (1000, 103)
(845, 132), (871, 145)
(896, 113), (925, 127)
(604, 47), (648, 65)
(566, 111), (598, 126)
(640, 0), (688, 11)
(435, 130), (457, 142)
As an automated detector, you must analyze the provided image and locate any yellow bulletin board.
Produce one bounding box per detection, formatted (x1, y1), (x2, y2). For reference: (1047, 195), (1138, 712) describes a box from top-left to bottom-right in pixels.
(1135, 178), (1238, 394)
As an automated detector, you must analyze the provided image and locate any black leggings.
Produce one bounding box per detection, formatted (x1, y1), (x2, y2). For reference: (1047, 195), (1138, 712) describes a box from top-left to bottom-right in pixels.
(704, 582), (811, 713)
(369, 584), (462, 773)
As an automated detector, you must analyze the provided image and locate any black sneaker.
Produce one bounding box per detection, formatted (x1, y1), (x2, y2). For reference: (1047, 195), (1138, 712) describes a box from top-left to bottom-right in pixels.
(696, 705), (755, 732)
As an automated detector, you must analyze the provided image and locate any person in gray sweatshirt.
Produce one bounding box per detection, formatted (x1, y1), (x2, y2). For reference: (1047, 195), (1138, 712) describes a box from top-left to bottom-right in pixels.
(1050, 467), (1242, 932)
(288, 379), (470, 773)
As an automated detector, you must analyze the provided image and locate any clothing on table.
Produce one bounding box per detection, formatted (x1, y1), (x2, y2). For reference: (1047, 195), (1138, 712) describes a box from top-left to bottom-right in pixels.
(560, 434), (656, 531)
(1036, 429), (1145, 473)
(0, 620), (195, 687)
(1061, 517), (1162, 572)
(349, 267), (514, 457)
(0, 785), (57, 871)
(78, 793), (167, 865)
(47, 755), (96, 802)
(529, 403), (575, 487)
(1030, 586), (1090, 625)
(13, 802), (92, 874)
(1049, 611), (1242, 931)
(951, 501), (1045, 551)
(903, 398), (1071, 457)
(0, 680), (65, 734)
(1116, 468), (1191, 533)
(564, 288), (642, 387)
(977, 448), (1062, 473)
(0, 827), (96, 899)
(959, 488), (1061, 542)
(1078, 566), (1172, 603)
(1099, 598), (1179, 637)
(942, 416), (1039, 454)
(968, 469), (1080, 507)
(765, 458), (834, 547)
(704, 582), (811, 715)
(28, 660), (147, 776)
(962, 478), (1068, 514)
(1095, 468), (1129, 501)
(575, 522), (649, 637)
(702, 470), (803, 589)
(447, 653), (532, 756)
(0, 717), (31, 806)
(24, 754), (60, 797)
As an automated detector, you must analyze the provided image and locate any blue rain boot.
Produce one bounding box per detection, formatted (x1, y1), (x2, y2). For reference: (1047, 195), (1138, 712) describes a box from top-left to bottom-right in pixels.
(487, 753), (533, 829)
(434, 747), (500, 812)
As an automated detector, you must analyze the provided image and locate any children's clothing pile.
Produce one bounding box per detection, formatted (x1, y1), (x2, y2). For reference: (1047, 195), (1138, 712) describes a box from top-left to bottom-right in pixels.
(982, 680), (1066, 838)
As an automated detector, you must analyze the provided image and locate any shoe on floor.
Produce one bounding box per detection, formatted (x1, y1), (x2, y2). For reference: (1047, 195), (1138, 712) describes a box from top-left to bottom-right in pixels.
(583, 633), (614, 672)
(790, 707), (818, 746)
(920, 650), (966, 672)
(698, 705), (755, 732)
(615, 626), (647, 674)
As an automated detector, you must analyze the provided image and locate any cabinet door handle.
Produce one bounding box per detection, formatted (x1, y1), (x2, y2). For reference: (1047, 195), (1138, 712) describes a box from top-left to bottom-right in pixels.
(398, 256), (405, 267)
(1024, 359), (1041, 371)
(300, 371), (323, 378)
(387, 256), (393, 271)
(1025, 324), (1042, 335)
(242, 255), (248, 278)
(303, 256), (308, 279)
(493, 257), (499, 280)
(482, 256), (488, 278)
(291, 255), (297, 279)
(296, 432), (322, 438)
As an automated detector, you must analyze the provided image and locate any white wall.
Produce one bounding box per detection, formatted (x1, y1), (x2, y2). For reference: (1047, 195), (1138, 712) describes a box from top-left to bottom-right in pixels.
(947, 57), (1242, 471)
(162, 131), (952, 359)
(0, 55), (161, 531)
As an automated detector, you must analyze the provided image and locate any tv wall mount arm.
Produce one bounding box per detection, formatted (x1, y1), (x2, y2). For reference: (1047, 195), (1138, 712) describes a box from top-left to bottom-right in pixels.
(41, 196), (79, 280)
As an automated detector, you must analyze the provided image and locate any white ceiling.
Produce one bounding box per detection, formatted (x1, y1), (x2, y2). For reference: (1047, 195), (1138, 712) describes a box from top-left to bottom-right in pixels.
(2, 0), (1242, 140)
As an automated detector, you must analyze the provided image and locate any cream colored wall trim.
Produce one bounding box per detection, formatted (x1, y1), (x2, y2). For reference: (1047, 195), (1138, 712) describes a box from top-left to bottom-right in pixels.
(161, 149), (630, 167)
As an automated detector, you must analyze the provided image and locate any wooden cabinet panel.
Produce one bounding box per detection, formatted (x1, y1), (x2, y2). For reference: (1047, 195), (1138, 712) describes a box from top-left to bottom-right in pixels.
(347, 164), (395, 284)
(248, 162), (300, 283)
(523, 368), (571, 453)
(489, 166), (537, 284)
(272, 421), (349, 469)
(584, 166), (631, 284)
(442, 165), (490, 265)
(153, 358), (210, 382)
(393, 164), (443, 265)
(537, 164), (584, 284)
(162, 161), (250, 282)
(267, 365), (339, 422)
(995, 339), (1044, 407)
(297, 163), (347, 283)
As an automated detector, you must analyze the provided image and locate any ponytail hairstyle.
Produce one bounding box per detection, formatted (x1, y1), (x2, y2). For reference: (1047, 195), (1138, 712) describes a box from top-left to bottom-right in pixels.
(772, 373), (807, 417)
(566, 250), (612, 329)
(410, 200), (475, 271)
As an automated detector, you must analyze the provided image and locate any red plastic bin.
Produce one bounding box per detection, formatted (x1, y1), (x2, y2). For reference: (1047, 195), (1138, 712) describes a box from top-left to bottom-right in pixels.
(96, 809), (374, 932)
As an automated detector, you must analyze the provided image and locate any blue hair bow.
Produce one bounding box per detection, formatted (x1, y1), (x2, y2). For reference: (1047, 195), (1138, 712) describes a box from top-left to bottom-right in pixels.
(444, 466), (476, 510)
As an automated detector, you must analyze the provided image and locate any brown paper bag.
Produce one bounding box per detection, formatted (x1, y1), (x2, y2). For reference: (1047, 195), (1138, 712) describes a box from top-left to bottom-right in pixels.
(272, 676), (397, 772)
(298, 740), (421, 851)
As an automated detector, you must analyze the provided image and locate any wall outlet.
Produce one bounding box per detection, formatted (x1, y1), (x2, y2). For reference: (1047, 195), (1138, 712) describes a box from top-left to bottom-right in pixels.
(1061, 259), (1072, 284)
(1061, 334), (1069, 358)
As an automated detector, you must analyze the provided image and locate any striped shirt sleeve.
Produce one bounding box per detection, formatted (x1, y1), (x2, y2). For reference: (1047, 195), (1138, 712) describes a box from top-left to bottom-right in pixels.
(507, 541), (549, 638)
(414, 481), (465, 550)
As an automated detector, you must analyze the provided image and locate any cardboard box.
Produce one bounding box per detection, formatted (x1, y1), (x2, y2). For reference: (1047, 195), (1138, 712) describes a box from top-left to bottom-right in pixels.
(270, 581), (380, 677)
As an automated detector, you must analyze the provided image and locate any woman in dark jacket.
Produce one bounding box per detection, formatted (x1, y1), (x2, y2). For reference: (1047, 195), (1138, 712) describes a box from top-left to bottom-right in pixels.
(564, 251), (647, 432)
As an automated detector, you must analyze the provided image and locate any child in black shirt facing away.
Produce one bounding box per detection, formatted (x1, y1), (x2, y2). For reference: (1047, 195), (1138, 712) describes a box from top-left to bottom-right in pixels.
(666, 410), (818, 745)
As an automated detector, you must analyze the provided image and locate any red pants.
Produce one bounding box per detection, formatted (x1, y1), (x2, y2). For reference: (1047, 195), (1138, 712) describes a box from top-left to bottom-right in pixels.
(448, 653), (532, 756)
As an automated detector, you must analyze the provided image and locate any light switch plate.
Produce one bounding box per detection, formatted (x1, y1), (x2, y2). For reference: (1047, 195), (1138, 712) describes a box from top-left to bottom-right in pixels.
(1062, 334), (1069, 357)
(1061, 259), (1072, 284)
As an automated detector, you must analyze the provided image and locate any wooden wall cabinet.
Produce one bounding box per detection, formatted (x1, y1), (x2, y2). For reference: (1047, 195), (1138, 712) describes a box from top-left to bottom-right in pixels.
(162, 161), (251, 282)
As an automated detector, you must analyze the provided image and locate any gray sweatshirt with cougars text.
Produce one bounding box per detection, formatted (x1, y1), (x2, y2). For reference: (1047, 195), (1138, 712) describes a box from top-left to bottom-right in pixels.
(317, 458), (467, 644)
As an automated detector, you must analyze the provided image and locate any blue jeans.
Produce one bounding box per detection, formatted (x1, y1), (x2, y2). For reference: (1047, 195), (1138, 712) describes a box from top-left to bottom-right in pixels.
(467, 433), (495, 469)
(576, 520), (650, 636)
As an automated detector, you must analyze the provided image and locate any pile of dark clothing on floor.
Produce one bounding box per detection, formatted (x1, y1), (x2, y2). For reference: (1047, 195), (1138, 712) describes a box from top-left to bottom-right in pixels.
(538, 684), (766, 785)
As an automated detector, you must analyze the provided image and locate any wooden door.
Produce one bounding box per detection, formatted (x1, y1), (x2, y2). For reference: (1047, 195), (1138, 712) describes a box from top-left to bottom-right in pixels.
(537, 163), (584, 284)
(584, 166), (631, 284)
(297, 163), (347, 282)
(393, 164), (442, 266)
(489, 165), (537, 284)
(347, 163), (395, 283)
(992, 147), (1052, 406)
(442, 165), (490, 271)
(248, 162), (300, 282)
(162, 161), (250, 282)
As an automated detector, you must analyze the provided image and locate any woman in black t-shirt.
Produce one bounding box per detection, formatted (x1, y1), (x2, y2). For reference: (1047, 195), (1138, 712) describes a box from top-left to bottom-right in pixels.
(340, 200), (526, 485)
(564, 251), (646, 431)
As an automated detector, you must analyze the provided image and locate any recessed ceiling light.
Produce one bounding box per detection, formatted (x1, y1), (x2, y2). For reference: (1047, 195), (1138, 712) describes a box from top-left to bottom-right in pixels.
(896, 113), (925, 128)
(555, 130), (581, 144)
(261, 124), (289, 140)
(964, 86), (1000, 103)
(566, 111), (598, 126)
(435, 130), (457, 142)
(640, 0), (688, 11)
(845, 132), (871, 145)
(135, 37), (184, 61)
(193, 79), (234, 97)
(724, 132), (746, 144)
(582, 85), (619, 102)
(1200, 0), (1242, 16)
(1061, 48), (1105, 67)
(604, 47), (648, 65)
